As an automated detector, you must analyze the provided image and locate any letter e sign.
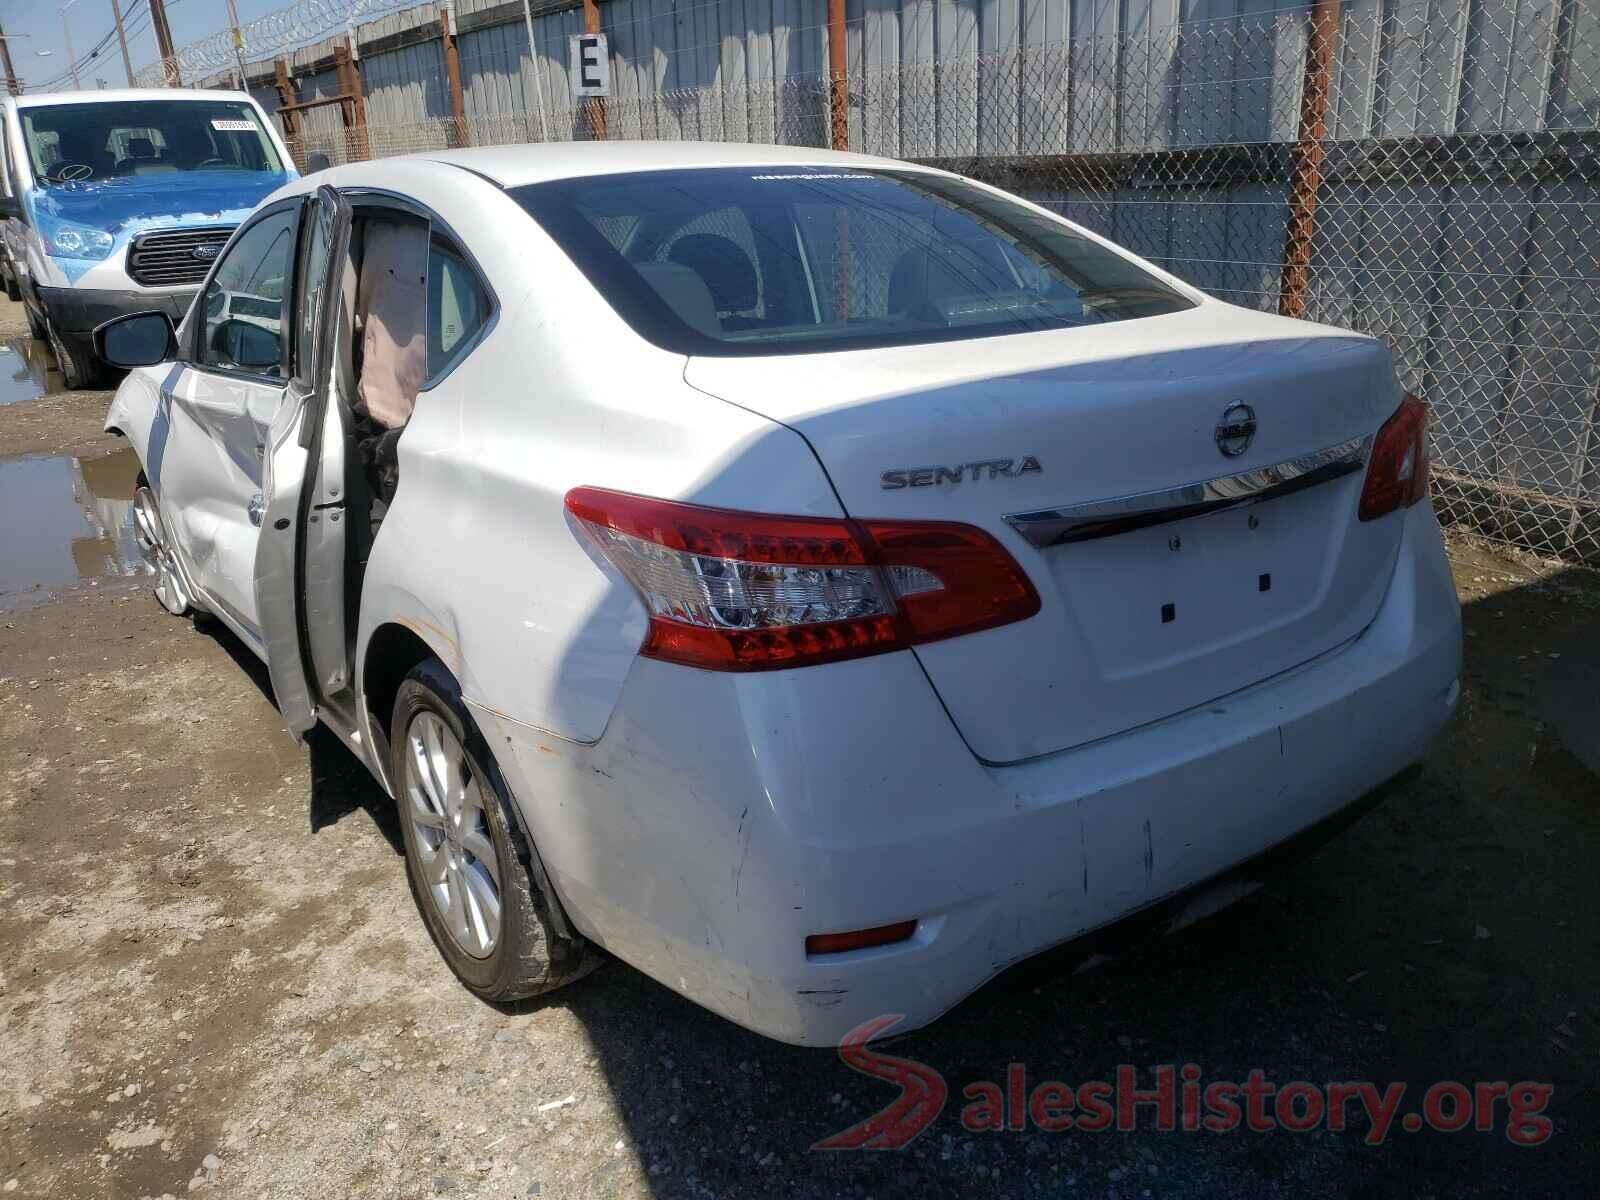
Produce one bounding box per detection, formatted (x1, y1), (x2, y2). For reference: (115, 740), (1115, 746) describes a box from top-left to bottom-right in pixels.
(571, 33), (610, 97)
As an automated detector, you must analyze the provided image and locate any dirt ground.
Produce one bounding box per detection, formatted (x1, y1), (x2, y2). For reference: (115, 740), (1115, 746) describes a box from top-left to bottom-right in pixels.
(1, 294), (1596, 1199)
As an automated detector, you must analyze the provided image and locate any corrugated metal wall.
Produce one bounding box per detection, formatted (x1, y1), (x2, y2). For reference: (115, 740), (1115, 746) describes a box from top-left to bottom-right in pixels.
(448, 0), (833, 143)
(221, 0), (1598, 558)
(239, 1), (1599, 154)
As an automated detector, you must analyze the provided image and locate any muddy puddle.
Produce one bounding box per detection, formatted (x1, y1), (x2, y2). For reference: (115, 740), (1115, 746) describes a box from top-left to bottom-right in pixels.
(0, 446), (148, 612)
(0, 337), (61, 406)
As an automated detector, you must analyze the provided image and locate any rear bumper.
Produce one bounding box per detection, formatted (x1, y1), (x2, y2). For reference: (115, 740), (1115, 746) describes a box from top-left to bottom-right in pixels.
(481, 501), (1462, 1046)
(34, 284), (195, 335)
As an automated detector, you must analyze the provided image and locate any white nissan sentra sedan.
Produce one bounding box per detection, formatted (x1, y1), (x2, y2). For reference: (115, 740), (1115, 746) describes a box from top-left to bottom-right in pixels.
(98, 143), (1461, 1045)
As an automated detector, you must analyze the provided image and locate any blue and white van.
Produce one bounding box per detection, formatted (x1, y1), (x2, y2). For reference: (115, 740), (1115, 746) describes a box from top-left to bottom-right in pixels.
(0, 89), (297, 387)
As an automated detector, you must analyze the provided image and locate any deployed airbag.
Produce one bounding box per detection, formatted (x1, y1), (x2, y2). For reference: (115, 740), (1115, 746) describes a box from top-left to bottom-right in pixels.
(356, 218), (428, 429)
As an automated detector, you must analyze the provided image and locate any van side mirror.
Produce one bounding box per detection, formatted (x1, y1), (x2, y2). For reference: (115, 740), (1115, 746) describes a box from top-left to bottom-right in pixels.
(0, 195), (20, 220)
(307, 153), (331, 174)
(94, 311), (177, 368)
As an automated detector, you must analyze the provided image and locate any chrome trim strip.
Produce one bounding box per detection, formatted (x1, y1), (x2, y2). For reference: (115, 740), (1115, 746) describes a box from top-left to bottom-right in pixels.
(1003, 434), (1373, 548)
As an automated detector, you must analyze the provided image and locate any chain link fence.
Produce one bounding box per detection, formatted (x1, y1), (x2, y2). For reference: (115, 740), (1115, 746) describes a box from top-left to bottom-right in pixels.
(208, 0), (1599, 564)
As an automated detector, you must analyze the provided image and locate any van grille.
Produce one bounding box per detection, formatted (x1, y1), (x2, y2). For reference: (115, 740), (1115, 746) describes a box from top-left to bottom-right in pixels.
(126, 227), (235, 288)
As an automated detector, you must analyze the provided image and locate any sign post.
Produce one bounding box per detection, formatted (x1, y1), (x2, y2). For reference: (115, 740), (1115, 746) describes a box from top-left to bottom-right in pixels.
(569, 23), (608, 139)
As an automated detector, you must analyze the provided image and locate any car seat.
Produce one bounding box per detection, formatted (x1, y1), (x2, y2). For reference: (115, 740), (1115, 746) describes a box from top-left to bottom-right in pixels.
(667, 234), (761, 329)
(634, 261), (721, 336)
(53, 130), (114, 181)
(116, 136), (175, 176)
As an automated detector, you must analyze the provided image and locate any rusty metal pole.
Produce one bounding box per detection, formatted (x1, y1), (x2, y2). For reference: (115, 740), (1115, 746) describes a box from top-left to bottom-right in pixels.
(273, 58), (299, 139)
(583, 0), (607, 140)
(334, 39), (370, 162)
(826, 0), (848, 150)
(348, 34), (369, 157)
(824, 0), (851, 315)
(1278, 0), (1340, 319)
(439, 1), (469, 147)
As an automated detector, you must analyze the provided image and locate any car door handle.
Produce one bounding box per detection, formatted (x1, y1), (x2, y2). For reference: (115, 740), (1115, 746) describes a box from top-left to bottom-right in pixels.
(248, 494), (266, 527)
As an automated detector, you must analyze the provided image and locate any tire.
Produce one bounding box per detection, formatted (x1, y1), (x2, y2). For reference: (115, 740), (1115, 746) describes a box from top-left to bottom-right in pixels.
(3, 268), (19, 303)
(391, 658), (598, 1002)
(46, 317), (105, 390)
(25, 301), (46, 340)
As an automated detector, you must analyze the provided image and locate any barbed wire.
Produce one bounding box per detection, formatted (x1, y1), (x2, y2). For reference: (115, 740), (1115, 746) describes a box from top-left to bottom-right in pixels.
(134, 0), (419, 86)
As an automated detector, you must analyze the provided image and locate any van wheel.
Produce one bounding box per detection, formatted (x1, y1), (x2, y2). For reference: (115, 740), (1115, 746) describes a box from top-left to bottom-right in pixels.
(392, 658), (599, 1002)
(3, 270), (19, 303)
(46, 318), (105, 390)
(25, 302), (46, 340)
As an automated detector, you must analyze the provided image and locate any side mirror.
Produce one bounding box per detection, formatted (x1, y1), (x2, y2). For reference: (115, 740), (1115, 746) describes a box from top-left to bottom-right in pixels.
(94, 311), (177, 368)
(0, 195), (20, 220)
(215, 318), (281, 371)
(306, 152), (331, 174)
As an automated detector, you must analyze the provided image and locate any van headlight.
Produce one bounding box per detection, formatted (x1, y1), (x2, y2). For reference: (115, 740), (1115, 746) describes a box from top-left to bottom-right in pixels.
(42, 218), (115, 260)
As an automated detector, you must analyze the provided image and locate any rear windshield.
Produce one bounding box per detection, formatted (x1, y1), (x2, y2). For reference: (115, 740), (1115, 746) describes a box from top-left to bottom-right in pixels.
(510, 167), (1193, 356)
(20, 99), (284, 186)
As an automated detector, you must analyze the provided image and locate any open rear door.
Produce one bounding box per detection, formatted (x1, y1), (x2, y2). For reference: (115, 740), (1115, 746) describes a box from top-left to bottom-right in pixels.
(255, 184), (354, 740)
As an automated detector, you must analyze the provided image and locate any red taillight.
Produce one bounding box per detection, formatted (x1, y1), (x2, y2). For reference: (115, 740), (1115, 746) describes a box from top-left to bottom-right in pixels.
(564, 487), (1040, 672)
(1358, 393), (1430, 522)
(805, 920), (917, 956)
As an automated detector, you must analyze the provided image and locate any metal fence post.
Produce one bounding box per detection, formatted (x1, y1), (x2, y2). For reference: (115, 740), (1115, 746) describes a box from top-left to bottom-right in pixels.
(273, 58), (299, 140)
(333, 38), (370, 162)
(440, 1), (470, 148)
(1278, 0), (1340, 319)
(827, 0), (849, 150)
(584, 0), (608, 140)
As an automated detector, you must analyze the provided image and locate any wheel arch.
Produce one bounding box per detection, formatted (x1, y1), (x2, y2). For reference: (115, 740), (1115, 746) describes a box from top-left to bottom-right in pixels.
(363, 618), (581, 945)
(103, 369), (165, 465)
(360, 619), (444, 794)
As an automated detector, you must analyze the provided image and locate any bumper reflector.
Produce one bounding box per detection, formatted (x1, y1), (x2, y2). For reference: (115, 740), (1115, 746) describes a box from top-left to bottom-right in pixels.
(805, 920), (917, 956)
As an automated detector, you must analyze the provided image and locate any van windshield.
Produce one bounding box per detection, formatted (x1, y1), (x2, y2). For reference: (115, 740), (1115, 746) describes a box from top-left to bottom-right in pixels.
(20, 100), (284, 187)
(510, 166), (1193, 356)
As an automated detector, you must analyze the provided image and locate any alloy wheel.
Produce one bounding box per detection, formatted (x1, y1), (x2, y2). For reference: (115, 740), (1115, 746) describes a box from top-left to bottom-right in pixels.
(132, 485), (192, 616)
(404, 710), (503, 960)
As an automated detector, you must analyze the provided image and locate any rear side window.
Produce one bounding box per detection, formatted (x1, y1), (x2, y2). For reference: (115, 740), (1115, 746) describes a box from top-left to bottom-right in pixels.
(511, 167), (1192, 357)
(426, 239), (490, 379)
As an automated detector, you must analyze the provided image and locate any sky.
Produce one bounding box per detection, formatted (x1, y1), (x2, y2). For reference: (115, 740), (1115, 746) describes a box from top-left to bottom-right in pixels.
(0, 0), (292, 93)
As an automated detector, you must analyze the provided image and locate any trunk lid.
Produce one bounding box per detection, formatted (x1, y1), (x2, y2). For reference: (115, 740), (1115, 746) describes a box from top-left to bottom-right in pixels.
(685, 305), (1407, 764)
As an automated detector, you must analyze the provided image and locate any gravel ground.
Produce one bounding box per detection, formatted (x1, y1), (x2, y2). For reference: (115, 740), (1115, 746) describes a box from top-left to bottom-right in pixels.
(1, 296), (1596, 1198)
